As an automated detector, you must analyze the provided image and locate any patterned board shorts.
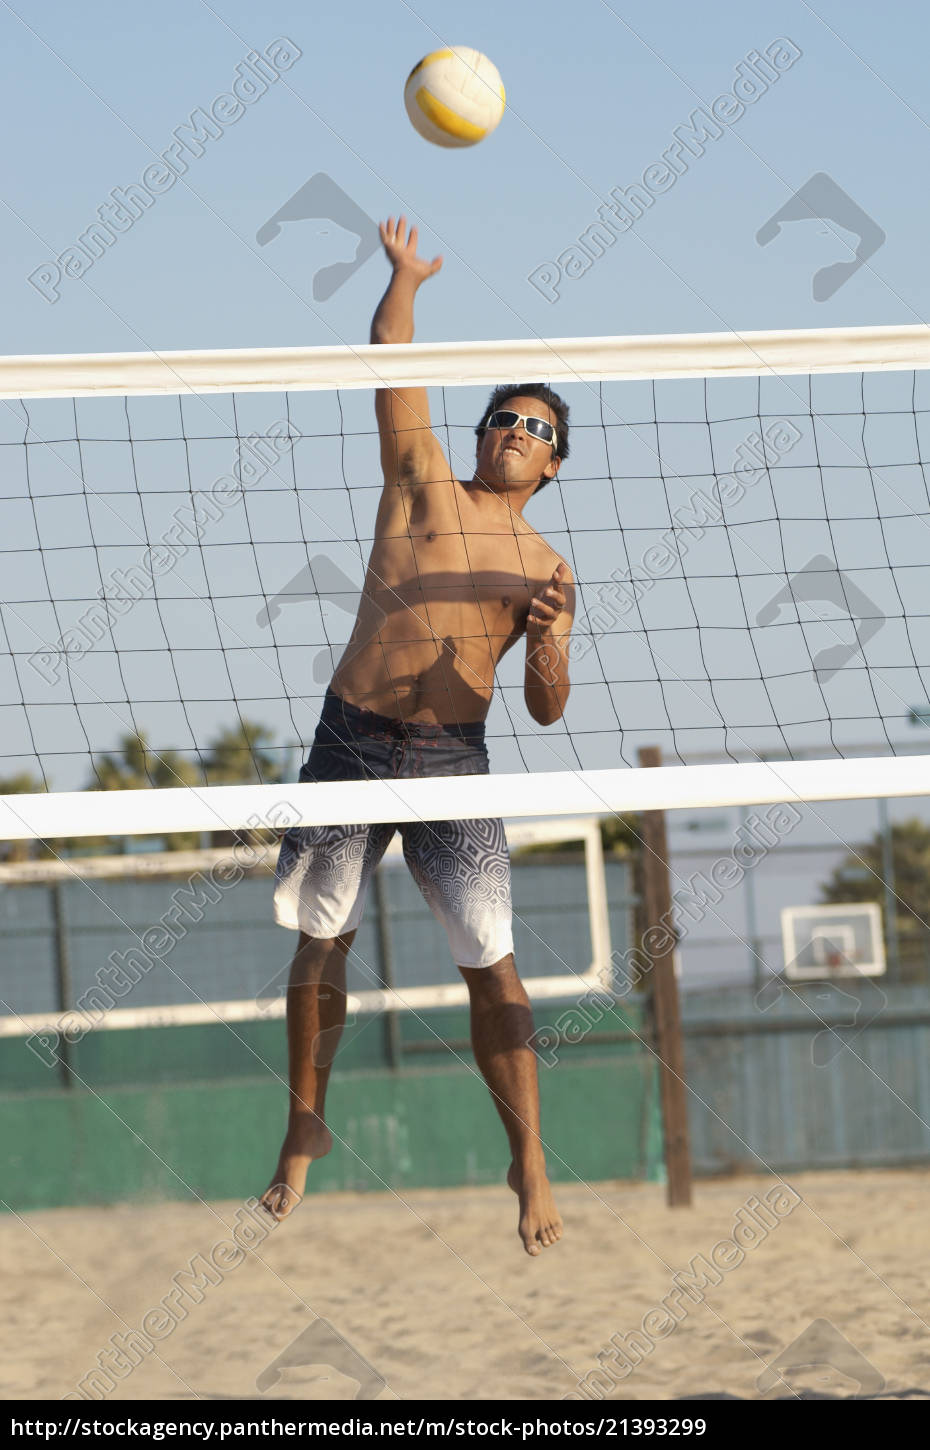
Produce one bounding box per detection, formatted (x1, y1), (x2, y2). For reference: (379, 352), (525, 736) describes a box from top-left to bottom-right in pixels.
(273, 689), (514, 969)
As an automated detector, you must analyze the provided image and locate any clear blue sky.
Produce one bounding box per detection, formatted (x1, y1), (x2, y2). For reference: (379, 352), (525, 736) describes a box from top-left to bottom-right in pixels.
(2, 0), (928, 356)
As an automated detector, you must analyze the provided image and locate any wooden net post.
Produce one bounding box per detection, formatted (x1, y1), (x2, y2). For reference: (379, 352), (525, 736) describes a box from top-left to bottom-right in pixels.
(638, 746), (692, 1207)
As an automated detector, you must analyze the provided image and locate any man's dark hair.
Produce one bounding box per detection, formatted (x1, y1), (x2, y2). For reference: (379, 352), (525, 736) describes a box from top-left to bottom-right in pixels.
(475, 382), (570, 494)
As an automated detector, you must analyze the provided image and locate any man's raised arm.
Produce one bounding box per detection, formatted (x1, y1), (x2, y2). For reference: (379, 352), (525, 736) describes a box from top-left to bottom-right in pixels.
(370, 216), (446, 488)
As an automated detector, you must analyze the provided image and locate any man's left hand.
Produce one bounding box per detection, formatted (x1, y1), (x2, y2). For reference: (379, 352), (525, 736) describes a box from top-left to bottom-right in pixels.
(527, 562), (567, 636)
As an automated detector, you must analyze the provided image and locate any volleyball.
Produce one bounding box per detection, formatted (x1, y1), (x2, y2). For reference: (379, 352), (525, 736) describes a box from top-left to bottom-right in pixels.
(404, 47), (505, 148)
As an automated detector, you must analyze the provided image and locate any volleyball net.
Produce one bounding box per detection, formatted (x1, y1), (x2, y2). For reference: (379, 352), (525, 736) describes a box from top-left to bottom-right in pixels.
(4, 322), (930, 850)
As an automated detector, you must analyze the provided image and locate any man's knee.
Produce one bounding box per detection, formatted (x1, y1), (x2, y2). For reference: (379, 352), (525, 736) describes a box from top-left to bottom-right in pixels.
(293, 929), (356, 979)
(459, 953), (520, 993)
(297, 928), (356, 953)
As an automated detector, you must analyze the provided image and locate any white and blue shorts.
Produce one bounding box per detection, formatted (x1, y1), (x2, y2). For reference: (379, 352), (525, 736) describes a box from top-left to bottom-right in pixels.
(273, 690), (514, 969)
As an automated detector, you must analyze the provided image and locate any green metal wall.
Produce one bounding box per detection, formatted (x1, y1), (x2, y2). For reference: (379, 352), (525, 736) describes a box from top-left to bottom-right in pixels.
(0, 1003), (661, 1211)
(683, 983), (930, 1173)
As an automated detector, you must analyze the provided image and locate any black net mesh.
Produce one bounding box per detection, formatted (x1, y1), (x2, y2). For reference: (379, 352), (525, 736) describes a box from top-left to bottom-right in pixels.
(3, 366), (930, 795)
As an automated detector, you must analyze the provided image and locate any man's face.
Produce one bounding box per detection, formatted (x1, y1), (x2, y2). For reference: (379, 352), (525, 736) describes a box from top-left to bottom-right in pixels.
(477, 395), (561, 492)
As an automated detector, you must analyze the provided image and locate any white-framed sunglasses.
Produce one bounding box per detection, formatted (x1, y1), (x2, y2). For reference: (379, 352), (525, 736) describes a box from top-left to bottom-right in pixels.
(484, 409), (558, 450)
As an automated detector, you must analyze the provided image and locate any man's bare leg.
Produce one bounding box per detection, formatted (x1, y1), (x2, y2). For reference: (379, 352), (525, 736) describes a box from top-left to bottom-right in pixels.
(261, 928), (356, 1220)
(460, 955), (563, 1256)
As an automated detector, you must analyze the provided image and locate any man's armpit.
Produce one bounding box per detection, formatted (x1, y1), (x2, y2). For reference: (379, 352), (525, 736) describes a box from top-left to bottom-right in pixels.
(395, 441), (453, 489)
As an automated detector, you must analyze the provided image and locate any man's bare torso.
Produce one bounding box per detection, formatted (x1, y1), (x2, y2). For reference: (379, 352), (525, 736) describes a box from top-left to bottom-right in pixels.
(331, 468), (560, 724)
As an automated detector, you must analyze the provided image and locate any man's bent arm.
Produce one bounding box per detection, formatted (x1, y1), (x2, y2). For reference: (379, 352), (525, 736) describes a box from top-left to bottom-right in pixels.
(524, 563), (574, 725)
(525, 631), (572, 725)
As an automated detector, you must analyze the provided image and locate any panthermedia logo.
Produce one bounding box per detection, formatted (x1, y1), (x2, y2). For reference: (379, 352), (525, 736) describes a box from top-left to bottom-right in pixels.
(756, 173), (885, 301)
(757, 1319), (885, 1397)
(755, 553), (885, 682)
(257, 554), (387, 684)
(256, 1317), (388, 1399)
(257, 174), (380, 299)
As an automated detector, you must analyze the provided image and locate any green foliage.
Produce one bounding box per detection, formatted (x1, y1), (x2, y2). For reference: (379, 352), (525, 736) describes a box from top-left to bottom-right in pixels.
(516, 813), (641, 858)
(202, 720), (284, 785)
(89, 732), (201, 850)
(4, 721), (288, 860)
(201, 719), (286, 851)
(821, 817), (930, 978)
(92, 732), (200, 792)
(600, 813), (642, 856)
(0, 771), (45, 795)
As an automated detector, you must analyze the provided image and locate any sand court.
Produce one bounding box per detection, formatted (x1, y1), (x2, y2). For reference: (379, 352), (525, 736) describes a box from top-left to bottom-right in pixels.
(3, 1168), (929, 1402)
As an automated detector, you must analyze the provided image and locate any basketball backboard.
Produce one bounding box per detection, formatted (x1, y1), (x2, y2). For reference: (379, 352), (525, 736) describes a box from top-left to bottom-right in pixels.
(781, 902), (885, 978)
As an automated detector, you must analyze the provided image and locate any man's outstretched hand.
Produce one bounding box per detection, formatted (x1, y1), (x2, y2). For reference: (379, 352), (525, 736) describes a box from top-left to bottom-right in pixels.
(379, 215), (442, 284)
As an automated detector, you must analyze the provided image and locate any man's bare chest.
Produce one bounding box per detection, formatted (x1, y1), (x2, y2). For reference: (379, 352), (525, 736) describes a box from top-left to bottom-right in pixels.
(369, 522), (543, 634)
(410, 523), (541, 609)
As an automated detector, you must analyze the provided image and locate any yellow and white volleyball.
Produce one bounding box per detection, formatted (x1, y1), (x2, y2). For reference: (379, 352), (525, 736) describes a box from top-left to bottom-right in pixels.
(404, 48), (505, 148)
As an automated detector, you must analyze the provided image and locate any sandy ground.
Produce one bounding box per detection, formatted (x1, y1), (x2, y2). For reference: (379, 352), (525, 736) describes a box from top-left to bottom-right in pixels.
(2, 1169), (929, 1403)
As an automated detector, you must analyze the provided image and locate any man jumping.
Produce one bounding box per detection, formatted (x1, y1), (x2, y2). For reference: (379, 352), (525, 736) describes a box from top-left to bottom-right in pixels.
(262, 217), (575, 1256)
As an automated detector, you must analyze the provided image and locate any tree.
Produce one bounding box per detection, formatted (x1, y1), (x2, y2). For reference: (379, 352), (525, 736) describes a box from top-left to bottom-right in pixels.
(3, 719), (288, 862)
(820, 817), (930, 981)
(201, 719), (286, 851)
(89, 731), (201, 852)
(202, 720), (284, 785)
(600, 813), (643, 857)
(516, 812), (641, 858)
(92, 731), (200, 793)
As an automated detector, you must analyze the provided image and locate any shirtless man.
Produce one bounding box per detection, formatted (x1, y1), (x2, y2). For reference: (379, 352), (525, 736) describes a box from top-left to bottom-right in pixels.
(262, 217), (575, 1256)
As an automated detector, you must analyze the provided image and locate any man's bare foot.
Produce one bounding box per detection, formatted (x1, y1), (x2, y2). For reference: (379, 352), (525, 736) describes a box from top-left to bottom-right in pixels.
(260, 1119), (333, 1221)
(507, 1160), (563, 1256)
